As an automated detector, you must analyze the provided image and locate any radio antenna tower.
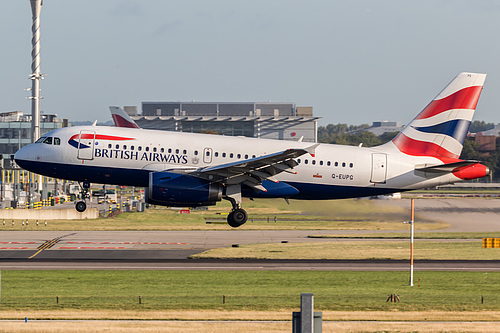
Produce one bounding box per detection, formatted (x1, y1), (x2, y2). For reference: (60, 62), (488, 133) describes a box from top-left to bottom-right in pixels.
(30, 0), (43, 143)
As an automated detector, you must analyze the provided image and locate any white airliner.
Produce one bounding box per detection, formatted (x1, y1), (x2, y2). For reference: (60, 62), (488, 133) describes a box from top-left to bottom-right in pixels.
(15, 72), (489, 227)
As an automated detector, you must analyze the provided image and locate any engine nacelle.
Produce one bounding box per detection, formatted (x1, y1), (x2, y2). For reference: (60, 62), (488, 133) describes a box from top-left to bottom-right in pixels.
(146, 172), (222, 207)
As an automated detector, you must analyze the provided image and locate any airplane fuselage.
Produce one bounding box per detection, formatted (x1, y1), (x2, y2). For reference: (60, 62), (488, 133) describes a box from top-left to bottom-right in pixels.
(15, 125), (465, 200)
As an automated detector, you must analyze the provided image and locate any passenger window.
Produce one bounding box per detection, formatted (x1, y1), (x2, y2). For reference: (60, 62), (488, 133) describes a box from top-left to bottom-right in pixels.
(342, 162), (346, 167)
(131, 146), (134, 150)
(206, 151), (210, 157)
(43, 137), (52, 145)
(237, 154), (241, 159)
(145, 147), (149, 152)
(168, 148), (172, 153)
(176, 149), (179, 154)
(160, 148), (164, 153)
(350, 163), (353, 168)
(297, 159), (301, 164)
(305, 160), (309, 165)
(335, 162), (339, 167)
(222, 153), (226, 158)
(215, 152), (219, 157)
(116, 144), (119, 149)
(194, 150), (198, 156)
(183, 149), (187, 154)
(153, 147), (157, 152)
(230, 153), (234, 158)
(327, 161), (331, 166)
(138, 146), (142, 151)
(252, 155), (256, 158)
(245, 154), (248, 159)
(312, 160), (316, 165)
(108, 144), (112, 148)
(123, 145), (127, 150)
(320, 161), (323, 166)
(54, 138), (61, 145)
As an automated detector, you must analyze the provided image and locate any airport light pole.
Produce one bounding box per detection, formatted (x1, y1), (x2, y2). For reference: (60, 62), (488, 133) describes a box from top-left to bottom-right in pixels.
(403, 198), (415, 286)
(30, 0), (43, 143)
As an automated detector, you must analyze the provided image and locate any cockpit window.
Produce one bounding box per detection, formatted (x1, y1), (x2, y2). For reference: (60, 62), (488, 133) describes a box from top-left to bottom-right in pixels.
(54, 137), (61, 145)
(43, 137), (53, 145)
(35, 137), (46, 143)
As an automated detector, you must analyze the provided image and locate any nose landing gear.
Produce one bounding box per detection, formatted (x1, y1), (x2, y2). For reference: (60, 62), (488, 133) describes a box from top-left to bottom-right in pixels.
(75, 181), (90, 213)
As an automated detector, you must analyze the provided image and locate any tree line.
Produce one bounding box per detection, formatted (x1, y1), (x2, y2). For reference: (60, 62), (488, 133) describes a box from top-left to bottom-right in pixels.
(318, 121), (499, 179)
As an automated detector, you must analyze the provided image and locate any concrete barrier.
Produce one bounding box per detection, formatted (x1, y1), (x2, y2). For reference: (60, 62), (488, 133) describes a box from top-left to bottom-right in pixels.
(0, 208), (99, 220)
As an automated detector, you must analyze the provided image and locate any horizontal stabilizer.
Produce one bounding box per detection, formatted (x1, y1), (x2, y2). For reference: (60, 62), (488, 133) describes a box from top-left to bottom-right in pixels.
(415, 160), (481, 173)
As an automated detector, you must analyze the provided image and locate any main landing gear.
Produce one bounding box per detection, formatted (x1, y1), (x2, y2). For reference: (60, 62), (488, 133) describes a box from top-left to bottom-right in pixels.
(225, 184), (248, 228)
(75, 181), (90, 213)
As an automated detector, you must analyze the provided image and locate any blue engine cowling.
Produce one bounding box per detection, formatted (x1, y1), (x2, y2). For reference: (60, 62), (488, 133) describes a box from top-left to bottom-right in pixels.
(146, 172), (222, 207)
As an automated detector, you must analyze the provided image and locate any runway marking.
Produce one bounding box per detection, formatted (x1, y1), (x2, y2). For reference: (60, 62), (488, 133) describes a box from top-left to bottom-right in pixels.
(0, 242), (36, 244)
(59, 247), (126, 249)
(29, 236), (63, 259)
(65, 242), (187, 245)
(0, 247), (29, 249)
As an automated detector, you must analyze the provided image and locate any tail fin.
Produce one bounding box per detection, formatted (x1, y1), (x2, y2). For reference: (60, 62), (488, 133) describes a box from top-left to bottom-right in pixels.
(391, 72), (486, 160)
(109, 106), (141, 129)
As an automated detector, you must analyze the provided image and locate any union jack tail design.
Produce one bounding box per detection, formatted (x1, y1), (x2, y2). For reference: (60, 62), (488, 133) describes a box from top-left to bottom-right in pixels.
(391, 72), (486, 160)
(110, 106), (141, 129)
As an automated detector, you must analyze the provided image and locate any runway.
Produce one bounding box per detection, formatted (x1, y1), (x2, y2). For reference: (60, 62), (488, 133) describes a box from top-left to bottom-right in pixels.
(1, 198), (499, 270)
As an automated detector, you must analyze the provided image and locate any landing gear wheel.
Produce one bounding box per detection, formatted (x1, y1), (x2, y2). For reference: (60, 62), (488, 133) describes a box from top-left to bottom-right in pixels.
(75, 201), (87, 213)
(227, 208), (248, 228)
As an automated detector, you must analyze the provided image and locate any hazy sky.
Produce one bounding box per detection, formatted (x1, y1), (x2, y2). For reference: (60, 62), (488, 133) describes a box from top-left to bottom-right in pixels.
(1, 1), (499, 126)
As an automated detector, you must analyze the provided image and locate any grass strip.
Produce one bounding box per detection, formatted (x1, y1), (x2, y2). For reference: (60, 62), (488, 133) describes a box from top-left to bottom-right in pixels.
(1, 270), (500, 312)
(191, 241), (500, 260)
(308, 232), (500, 239)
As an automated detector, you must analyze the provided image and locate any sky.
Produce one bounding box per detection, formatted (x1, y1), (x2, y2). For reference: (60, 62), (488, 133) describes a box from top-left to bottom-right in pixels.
(1, 0), (499, 127)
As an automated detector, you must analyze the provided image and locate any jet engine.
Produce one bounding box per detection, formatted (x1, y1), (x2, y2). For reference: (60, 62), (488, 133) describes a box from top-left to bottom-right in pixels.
(146, 172), (222, 207)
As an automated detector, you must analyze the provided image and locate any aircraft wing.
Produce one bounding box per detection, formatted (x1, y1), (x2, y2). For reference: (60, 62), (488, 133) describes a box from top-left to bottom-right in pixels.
(187, 144), (319, 191)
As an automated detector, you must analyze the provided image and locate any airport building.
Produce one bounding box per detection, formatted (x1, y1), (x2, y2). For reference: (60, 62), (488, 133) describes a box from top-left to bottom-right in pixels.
(0, 111), (67, 165)
(127, 102), (319, 142)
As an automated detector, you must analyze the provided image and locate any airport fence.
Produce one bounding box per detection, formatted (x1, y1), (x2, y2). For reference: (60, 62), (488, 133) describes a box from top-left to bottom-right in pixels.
(1, 293), (500, 311)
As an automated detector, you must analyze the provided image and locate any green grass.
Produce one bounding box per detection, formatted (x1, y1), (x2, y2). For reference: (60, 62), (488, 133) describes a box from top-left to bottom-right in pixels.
(191, 241), (500, 260)
(1, 270), (500, 312)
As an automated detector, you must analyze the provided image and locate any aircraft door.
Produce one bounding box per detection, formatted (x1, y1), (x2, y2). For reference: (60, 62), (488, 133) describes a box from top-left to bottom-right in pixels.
(77, 130), (95, 160)
(370, 153), (387, 183)
(203, 148), (213, 164)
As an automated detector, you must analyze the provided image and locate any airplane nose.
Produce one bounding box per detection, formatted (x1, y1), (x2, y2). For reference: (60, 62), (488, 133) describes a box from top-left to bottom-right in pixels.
(14, 145), (30, 169)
